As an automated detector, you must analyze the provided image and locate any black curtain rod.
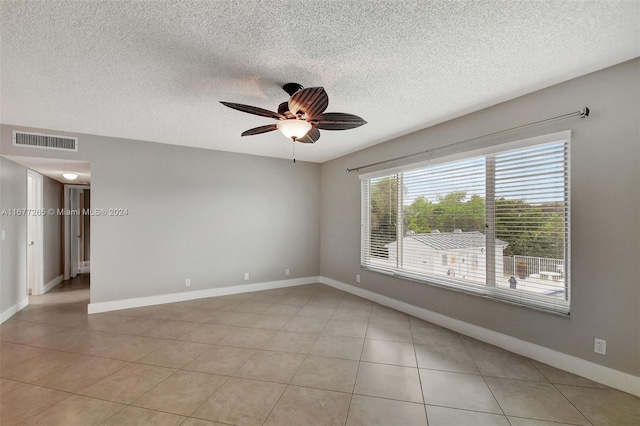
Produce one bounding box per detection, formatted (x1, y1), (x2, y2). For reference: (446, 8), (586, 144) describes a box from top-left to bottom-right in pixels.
(346, 107), (589, 173)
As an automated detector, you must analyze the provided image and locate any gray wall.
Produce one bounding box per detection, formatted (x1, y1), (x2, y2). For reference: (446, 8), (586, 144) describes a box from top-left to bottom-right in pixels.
(1, 60), (637, 377)
(43, 175), (63, 283)
(0, 130), (321, 304)
(320, 59), (640, 376)
(0, 157), (28, 313)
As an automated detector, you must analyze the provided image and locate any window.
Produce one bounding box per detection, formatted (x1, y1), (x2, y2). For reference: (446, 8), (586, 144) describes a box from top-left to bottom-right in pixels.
(361, 132), (570, 314)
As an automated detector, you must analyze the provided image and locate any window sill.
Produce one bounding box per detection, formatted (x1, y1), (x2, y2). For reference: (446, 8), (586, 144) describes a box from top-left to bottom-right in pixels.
(361, 264), (570, 316)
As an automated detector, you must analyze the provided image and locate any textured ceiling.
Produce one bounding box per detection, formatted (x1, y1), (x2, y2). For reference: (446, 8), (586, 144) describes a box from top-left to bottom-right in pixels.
(1, 1), (638, 163)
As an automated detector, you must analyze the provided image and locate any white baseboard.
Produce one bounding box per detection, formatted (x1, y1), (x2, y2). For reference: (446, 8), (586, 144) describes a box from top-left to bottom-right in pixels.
(79, 261), (90, 274)
(319, 276), (640, 397)
(0, 297), (29, 324)
(88, 276), (321, 315)
(43, 275), (63, 294)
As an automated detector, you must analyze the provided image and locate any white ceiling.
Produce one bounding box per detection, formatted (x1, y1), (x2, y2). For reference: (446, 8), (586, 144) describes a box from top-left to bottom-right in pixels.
(4, 156), (91, 185)
(1, 1), (638, 163)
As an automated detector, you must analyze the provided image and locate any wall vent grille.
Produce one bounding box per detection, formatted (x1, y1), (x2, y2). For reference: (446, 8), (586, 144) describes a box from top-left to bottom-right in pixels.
(13, 131), (78, 152)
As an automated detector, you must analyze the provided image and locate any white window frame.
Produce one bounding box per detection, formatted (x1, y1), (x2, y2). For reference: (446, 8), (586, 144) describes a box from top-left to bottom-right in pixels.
(360, 131), (571, 315)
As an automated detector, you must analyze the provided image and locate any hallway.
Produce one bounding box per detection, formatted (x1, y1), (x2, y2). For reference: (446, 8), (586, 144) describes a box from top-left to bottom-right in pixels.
(49, 273), (90, 293)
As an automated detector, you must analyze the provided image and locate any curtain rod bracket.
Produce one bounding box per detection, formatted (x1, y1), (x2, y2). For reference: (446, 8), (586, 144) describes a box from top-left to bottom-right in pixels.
(580, 107), (589, 118)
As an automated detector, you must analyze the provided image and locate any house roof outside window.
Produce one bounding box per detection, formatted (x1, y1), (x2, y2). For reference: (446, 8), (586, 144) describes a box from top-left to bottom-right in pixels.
(406, 231), (508, 251)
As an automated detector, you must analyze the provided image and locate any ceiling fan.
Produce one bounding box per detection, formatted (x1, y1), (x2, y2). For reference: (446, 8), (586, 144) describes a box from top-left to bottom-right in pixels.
(220, 83), (367, 148)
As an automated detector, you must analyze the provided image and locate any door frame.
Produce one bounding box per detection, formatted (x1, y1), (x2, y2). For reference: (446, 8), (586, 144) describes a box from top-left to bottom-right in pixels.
(26, 169), (44, 295)
(63, 184), (91, 280)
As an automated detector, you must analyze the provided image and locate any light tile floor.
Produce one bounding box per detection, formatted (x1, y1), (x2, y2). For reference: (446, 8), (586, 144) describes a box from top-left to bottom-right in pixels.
(1, 283), (639, 425)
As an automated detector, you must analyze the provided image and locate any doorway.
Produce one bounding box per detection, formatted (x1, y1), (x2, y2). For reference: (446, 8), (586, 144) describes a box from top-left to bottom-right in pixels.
(64, 185), (91, 280)
(27, 170), (44, 295)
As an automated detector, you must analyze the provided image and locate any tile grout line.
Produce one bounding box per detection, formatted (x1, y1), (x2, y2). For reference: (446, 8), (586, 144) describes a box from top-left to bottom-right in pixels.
(546, 380), (594, 425)
(409, 319), (431, 424)
(256, 292), (344, 426)
(1, 292), (288, 423)
(462, 338), (594, 426)
(165, 289), (345, 425)
(344, 310), (372, 421)
(4, 300), (353, 363)
(4, 294), (325, 424)
(461, 335), (509, 419)
(2, 285), (618, 425)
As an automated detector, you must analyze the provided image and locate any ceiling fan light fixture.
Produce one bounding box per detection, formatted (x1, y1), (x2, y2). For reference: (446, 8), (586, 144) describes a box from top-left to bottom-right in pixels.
(221, 84), (366, 145)
(62, 172), (78, 180)
(276, 119), (312, 140)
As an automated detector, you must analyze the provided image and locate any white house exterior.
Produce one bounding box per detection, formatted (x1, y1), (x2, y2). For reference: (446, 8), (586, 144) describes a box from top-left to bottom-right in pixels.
(386, 230), (508, 284)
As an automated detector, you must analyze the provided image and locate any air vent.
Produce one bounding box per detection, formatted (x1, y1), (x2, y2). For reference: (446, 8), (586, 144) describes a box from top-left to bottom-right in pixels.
(13, 131), (78, 152)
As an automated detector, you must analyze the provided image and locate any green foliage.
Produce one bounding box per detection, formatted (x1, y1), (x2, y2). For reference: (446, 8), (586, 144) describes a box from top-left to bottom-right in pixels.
(369, 177), (398, 258)
(398, 191), (565, 260)
(494, 197), (565, 258)
(404, 191), (485, 234)
(404, 196), (432, 233)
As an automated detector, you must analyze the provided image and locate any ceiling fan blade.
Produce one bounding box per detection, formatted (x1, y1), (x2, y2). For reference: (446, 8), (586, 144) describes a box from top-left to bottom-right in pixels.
(296, 127), (320, 144)
(288, 87), (328, 119)
(220, 102), (284, 120)
(241, 124), (278, 137)
(313, 113), (367, 130)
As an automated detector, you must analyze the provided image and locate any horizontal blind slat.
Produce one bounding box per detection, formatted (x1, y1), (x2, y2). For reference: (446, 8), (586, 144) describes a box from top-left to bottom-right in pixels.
(361, 139), (569, 314)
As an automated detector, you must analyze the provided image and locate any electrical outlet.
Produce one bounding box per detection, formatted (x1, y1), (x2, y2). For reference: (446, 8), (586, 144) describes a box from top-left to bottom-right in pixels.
(244, 272), (250, 281)
(594, 338), (606, 355)
(285, 268), (290, 276)
(185, 278), (191, 287)
(356, 274), (361, 283)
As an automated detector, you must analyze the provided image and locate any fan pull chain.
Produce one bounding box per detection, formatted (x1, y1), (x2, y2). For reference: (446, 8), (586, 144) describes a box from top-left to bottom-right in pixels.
(292, 139), (296, 163)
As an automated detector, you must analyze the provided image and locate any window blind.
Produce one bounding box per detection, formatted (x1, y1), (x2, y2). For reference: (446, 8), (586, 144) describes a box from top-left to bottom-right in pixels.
(361, 133), (570, 314)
